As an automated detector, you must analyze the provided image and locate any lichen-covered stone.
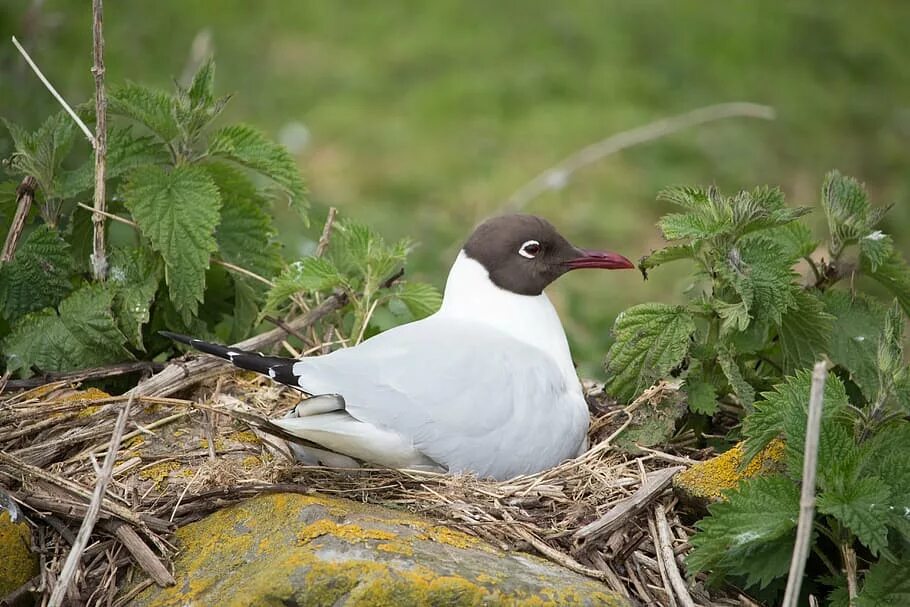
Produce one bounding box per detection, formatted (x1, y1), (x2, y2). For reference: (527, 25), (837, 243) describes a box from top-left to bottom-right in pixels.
(0, 511), (37, 596)
(131, 493), (626, 607)
(674, 439), (785, 503)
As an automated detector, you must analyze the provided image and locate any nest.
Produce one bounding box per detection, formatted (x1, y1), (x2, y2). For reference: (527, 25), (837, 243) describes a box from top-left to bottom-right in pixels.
(0, 363), (758, 607)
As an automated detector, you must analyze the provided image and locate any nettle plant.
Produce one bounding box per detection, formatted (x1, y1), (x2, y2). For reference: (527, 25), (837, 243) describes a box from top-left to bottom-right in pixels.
(605, 172), (910, 602)
(0, 59), (440, 378)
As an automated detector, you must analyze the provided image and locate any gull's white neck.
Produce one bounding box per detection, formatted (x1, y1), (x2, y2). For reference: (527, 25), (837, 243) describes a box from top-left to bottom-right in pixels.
(437, 252), (579, 387)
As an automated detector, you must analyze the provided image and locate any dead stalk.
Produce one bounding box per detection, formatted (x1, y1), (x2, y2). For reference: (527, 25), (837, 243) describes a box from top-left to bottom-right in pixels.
(90, 0), (108, 279)
(0, 176), (38, 264)
(503, 102), (775, 212)
(47, 395), (133, 607)
(781, 361), (827, 607)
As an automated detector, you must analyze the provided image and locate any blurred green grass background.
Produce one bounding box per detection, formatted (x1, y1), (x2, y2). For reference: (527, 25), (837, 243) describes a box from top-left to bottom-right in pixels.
(3, 1), (909, 375)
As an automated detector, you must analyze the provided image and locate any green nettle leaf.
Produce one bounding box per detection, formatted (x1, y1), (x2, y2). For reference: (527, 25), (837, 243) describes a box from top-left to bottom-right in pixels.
(778, 288), (834, 373)
(0, 225), (73, 322)
(615, 388), (687, 451)
(175, 57), (231, 144)
(714, 299), (751, 335)
(108, 247), (163, 349)
(688, 475), (800, 589)
(187, 57), (216, 108)
(58, 127), (169, 199)
(862, 251), (910, 317)
(736, 237), (798, 325)
(109, 82), (180, 144)
(207, 124), (307, 218)
(853, 560), (910, 607)
(639, 244), (695, 273)
(859, 230), (894, 273)
(822, 290), (886, 399)
(263, 257), (345, 316)
(684, 375), (718, 415)
(718, 348), (755, 408)
(2, 284), (131, 376)
(818, 475), (892, 556)
(123, 165), (222, 323)
(395, 282), (443, 319)
(604, 304), (695, 402)
(742, 370), (850, 467)
(658, 212), (721, 241)
(215, 187), (282, 279)
(773, 221), (819, 260)
(3, 112), (77, 199)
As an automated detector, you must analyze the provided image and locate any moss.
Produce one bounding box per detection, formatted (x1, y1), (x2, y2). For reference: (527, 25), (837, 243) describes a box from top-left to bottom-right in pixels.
(0, 511), (37, 596)
(675, 438), (786, 502)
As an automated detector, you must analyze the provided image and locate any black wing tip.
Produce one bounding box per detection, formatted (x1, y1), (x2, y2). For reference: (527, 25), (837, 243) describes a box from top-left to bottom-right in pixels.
(159, 331), (194, 346)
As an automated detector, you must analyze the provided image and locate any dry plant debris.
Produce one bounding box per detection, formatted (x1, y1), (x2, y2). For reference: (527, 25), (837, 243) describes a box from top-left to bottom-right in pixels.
(0, 368), (760, 606)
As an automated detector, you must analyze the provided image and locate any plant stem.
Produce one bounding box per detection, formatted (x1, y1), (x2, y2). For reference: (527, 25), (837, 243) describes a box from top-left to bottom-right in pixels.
(841, 543), (859, 605)
(782, 361), (827, 607)
(90, 0), (109, 280)
(0, 176), (38, 264)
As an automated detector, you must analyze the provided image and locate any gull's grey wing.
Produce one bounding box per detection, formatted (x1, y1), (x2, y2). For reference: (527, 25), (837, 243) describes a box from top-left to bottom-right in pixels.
(291, 317), (589, 479)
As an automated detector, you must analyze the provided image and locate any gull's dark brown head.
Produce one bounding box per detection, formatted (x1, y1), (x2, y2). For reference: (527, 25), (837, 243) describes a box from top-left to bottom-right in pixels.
(462, 214), (634, 296)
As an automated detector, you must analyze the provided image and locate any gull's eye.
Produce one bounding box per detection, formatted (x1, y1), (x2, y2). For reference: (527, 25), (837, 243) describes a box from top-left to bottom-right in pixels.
(519, 240), (541, 259)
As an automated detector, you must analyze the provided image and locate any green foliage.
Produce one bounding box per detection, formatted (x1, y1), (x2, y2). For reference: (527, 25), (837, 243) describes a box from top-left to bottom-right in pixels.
(617, 172), (910, 603)
(263, 220), (441, 339)
(604, 304), (694, 402)
(1, 57), (435, 378)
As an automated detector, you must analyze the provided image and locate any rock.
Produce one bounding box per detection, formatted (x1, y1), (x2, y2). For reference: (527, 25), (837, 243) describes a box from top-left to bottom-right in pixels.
(674, 438), (785, 504)
(131, 493), (627, 607)
(0, 510), (37, 597)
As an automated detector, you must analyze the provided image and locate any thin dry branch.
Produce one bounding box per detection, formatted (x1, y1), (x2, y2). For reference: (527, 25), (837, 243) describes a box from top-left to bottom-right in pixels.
(90, 0), (108, 280)
(782, 361), (828, 607)
(503, 102), (775, 212)
(47, 395), (133, 607)
(0, 176), (38, 264)
(10, 36), (96, 146)
(1, 361), (163, 391)
(315, 207), (338, 257)
(655, 502), (695, 607)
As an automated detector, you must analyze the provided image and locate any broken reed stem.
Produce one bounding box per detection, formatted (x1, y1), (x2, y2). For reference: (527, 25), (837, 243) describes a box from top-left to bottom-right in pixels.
(315, 207), (338, 257)
(47, 395), (133, 607)
(0, 176), (38, 264)
(781, 361), (827, 607)
(503, 102), (776, 212)
(655, 503), (695, 607)
(11, 36), (96, 146)
(90, 0), (108, 280)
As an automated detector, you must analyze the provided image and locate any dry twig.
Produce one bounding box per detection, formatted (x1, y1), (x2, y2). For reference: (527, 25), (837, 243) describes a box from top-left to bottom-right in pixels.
(0, 176), (38, 264)
(315, 207), (338, 257)
(90, 0), (108, 279)
(47, 395), (133, 607)
(782, 361), (828, 607)
(503, 102), (775, 212)
(655, 502), (695, 607)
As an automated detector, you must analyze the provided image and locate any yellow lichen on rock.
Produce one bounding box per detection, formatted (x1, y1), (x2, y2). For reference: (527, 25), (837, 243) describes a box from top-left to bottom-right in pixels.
(0, 511), (37, 596)
(130, 492), (627, 607)
(674, 438), (785, 502)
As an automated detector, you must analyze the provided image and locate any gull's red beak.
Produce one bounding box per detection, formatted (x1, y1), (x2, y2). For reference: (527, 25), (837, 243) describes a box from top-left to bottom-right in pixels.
(565, 248), (635, 270)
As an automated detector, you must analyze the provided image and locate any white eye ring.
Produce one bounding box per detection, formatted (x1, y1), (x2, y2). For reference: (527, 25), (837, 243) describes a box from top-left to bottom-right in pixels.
(519, 240), (541, 259)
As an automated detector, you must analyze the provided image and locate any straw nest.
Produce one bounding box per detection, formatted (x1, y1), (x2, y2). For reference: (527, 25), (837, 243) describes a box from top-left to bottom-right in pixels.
(0, 361), (759, 607)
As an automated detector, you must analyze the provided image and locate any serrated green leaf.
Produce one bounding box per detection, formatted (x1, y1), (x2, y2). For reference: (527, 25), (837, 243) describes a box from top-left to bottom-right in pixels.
(175, 58), (231, 145)
(639, 244), (695, 272)
(855, 560), (910, 607)
(187, 57), (216, 108)
(109, 82), (180, 144)
(863, 250), (910, 317)
(395, 282), (442, 319)
(604, 304), (695, 402)
(108, 247), (162, 349)
(742, 369), (850, 468)
(230, 277), (261, 342)
(688, 475), (799, 589)
(860, 231), (893, 273)
(123, 165), (222, 323)
(58, 127), (169, 199)
(714, 299), (751, 335)
(657, 185), (712, 211)
(263, 257), (345, 316)
(736, 237), (798, 325)
(2, 284), (131, 376)
(685, 376), (718, 415)
(778, 288), (833, 373)
(659, 212), (722, 241)
(718, 348), (755, 408)
(819, 475), (891, 556)
(822, 170), (889, 254)
(774, 221), (819, 260)
(822, 290), (886, 400)
(3, 112), (77, 199)
(208, 124), (307, 219)
(614, 387), (687, 452)
(0, 225), (73, 322)
(215, 183), (282, 279)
